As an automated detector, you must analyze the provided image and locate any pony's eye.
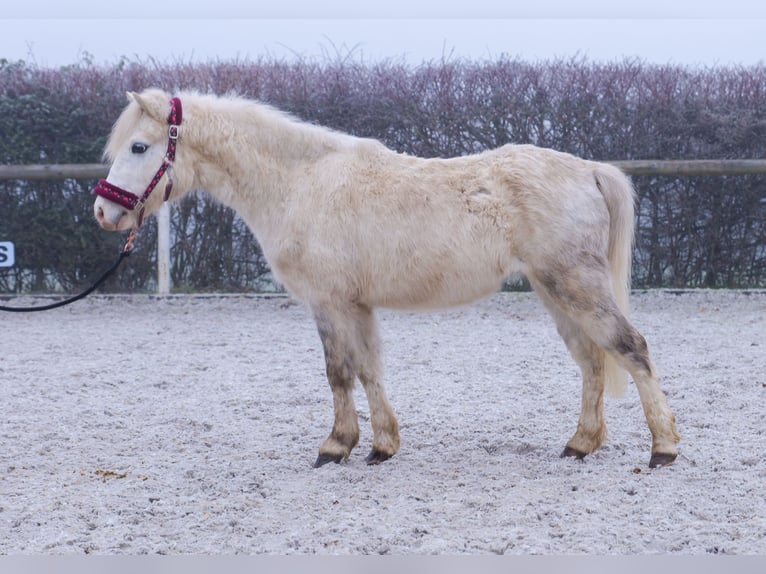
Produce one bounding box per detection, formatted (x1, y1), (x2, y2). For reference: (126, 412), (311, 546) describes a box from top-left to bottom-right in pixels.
(131, 143), (149, 154)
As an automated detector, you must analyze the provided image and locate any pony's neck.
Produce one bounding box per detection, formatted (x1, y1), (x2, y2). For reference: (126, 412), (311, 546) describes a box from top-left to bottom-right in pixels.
(178, 93), (376, 243)
(184, 94), (347, 206)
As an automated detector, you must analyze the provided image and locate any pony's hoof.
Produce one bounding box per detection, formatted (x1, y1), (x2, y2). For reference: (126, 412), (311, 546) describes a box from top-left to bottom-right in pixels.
(314, 453), (343, 468)
(649, 452), (677, 468)
(560, 446), (587, 460)
(365, 449), (393, 465)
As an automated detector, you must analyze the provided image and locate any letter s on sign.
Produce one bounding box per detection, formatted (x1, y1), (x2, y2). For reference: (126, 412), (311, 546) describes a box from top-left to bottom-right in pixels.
(0, 241), (15, 267)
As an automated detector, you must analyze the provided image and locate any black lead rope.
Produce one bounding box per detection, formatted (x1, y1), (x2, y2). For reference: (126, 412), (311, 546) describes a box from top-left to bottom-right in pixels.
(0, 246), (133, 313)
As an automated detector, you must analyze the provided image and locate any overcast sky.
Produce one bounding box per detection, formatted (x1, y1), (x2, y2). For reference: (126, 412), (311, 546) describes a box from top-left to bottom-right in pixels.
(1, 1), (765, 68)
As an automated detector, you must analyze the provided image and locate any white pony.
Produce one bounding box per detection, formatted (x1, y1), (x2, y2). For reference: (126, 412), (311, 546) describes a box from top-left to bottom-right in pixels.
(93, 89), (680, 468)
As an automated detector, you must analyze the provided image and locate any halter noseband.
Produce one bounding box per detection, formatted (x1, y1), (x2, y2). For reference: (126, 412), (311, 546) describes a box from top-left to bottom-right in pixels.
(94, 97), (183, 229)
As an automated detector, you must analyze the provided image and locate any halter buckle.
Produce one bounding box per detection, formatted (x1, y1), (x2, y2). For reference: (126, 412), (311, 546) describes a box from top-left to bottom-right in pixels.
(168, 125), (180, 140)
(123, 229), (138, 253)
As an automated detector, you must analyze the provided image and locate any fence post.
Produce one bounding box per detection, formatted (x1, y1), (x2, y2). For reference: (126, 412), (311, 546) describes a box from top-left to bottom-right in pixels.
(157, 202), (171, 295)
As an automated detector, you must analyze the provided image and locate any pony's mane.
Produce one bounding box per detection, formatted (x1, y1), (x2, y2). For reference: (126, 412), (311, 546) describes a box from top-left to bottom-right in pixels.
(103, 91), (367, 164)
(202, 92), (363, 159)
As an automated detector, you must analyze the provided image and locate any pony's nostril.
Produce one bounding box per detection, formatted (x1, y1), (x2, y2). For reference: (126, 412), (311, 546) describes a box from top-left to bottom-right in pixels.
(94, 205), (125, 230)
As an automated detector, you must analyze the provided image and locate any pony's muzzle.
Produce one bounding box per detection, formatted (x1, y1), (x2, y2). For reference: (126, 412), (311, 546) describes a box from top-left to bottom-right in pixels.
(94, 199), (130, 231)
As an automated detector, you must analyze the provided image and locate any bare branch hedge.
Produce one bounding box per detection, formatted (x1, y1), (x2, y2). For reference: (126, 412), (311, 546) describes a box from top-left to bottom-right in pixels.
(1, 56), (764, 292)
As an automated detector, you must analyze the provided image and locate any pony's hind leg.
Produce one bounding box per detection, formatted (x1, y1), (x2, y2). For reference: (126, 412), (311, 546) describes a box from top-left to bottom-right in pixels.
(605, 320), (680, 468)
(529, 279), (609, 458)
(557, 325), (610, 459)
(312, 303), (399, 467)
(530, 267), (680, 467)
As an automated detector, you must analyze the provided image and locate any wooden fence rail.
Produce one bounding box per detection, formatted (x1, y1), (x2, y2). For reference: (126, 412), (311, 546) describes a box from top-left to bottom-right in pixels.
(0, 164), (107, 180)
(1, 160), (764, 294)
(2, 159), (766, 181)
(608, 159), (766, 176)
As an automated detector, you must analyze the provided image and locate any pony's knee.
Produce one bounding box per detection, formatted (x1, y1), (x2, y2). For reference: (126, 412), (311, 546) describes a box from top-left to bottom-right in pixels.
(325, 355), (355, 388)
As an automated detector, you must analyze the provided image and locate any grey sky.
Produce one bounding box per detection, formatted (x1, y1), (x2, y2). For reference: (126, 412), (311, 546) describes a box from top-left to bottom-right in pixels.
(1, 1), (765, 68)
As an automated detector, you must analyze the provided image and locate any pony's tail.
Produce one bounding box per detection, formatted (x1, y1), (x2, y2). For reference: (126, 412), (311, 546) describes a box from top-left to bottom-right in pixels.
(594, 164), (635, 397)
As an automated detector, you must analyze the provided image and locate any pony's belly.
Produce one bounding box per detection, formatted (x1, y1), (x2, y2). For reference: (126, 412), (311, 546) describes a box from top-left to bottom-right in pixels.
(370, 266), (510, 311)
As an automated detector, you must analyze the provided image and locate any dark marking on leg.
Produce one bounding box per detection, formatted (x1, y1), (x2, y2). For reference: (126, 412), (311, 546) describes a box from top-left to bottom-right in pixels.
(536, 270), (562, 303)
(313, 309), (360, 466)
(614, 327), (652, 374)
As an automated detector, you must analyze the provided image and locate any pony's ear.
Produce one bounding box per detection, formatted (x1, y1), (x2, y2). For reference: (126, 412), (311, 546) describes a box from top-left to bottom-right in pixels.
(129, 91), (151, 114)
(127, 89), (169, 122)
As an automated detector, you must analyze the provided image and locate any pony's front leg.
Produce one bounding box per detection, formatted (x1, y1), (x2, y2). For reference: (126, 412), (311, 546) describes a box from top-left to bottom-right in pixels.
(313, 311), (360, 467)
(352, 305), (400, 464)
(312, 303), (400, 467)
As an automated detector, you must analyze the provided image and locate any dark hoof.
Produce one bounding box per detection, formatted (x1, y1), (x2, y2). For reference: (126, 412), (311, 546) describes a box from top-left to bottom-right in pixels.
(649, 452), (677, 468)
(560, 446), (587, 460)
(313, 453), (343, 468)
(365, 449), (393, 465)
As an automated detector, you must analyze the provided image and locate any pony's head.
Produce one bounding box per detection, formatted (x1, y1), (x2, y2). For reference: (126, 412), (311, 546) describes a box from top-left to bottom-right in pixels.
(94, 89), (186, 231)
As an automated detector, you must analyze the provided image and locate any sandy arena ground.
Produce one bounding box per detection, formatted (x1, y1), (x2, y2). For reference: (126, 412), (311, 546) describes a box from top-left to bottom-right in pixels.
(1, 290), (764, 554)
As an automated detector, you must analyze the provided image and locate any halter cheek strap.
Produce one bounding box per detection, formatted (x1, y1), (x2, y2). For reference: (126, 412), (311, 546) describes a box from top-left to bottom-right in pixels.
(94, 97), (183, 228)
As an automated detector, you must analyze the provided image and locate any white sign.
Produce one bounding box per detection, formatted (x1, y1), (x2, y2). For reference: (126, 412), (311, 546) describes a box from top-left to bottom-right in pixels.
(0, 241), (15, 267)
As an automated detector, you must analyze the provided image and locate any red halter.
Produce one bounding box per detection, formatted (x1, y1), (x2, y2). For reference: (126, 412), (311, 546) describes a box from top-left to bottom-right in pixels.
(94, 97), (183, 228)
